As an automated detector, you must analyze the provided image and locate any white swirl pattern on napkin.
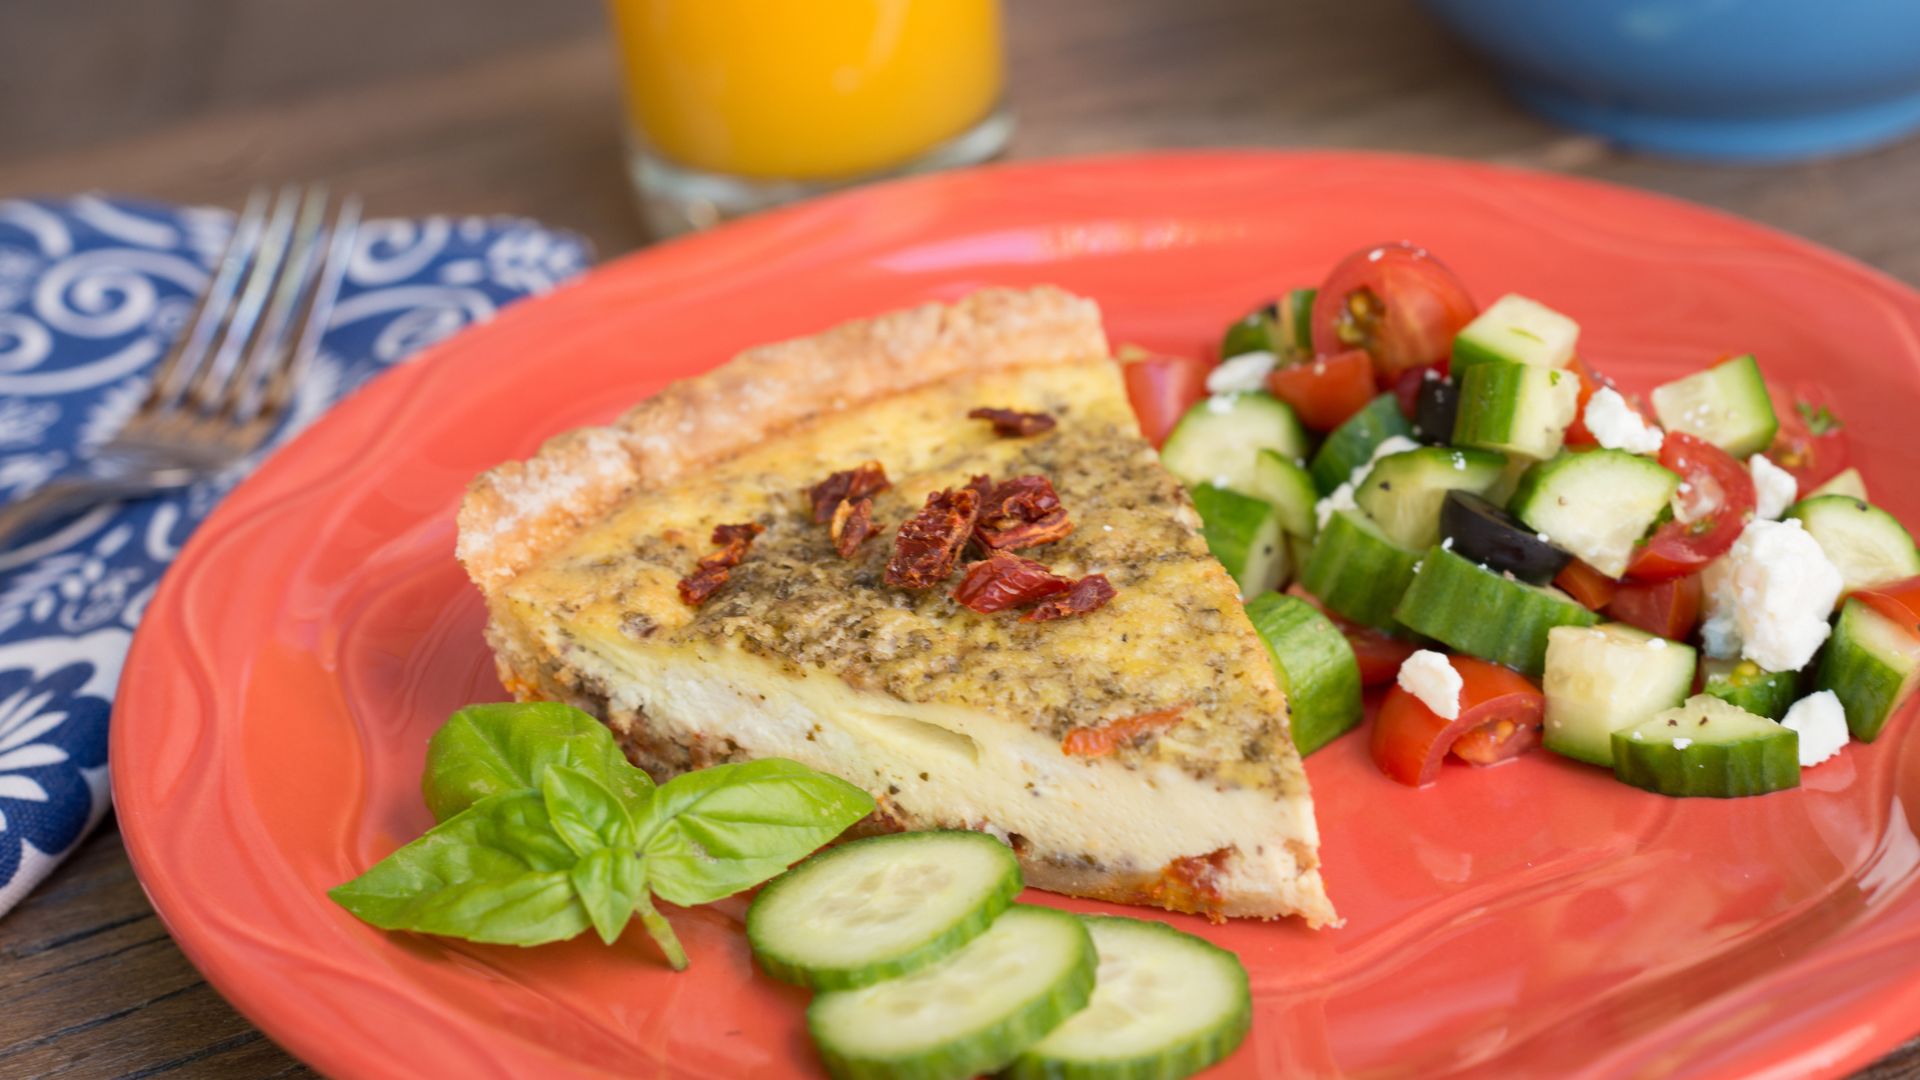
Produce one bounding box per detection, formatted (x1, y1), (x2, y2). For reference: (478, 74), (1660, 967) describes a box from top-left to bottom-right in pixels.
(0, 196), (590, 916)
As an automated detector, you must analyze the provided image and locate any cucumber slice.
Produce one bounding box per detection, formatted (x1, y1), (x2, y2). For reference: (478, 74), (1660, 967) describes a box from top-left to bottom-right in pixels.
(748, 832), (1022, 990)
(1611, 695), (1799, 798)
(1809, 467), (1867, 501)
(1286, 533), (1315, 587)
(1509, 449), (1681, 578)
(1005, 916), (1250, 1080)
(1452, 359), (1580, 461)
(1815, 597), (1920, 741)
(1783, 494), (1920, 594)
(1451, 294), (1579, 372)
(1190, 484), (1287, 598)
(1649, 354), (1778, 458)
(807, 905), (1095, 1080)
(1542, 623), (1696, 766)
(1245, 592), (1363, 755)
(1354, 446), (1507, 550)
(1160, 392), (1309, 497)
(1250, 449), (1318, 538)
(1221, 303), (1281, 360)
(1281, 287), (1317, 354)
(1393, 546), (1598, 676)
(1309, 394), (1415, 494)
(1701, 658), (1800, 721)
(1300, 508), (1422, 629)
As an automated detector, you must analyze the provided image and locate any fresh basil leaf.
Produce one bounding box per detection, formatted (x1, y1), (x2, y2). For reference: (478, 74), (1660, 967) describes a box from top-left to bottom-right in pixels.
(542, 765), (635, 858)
(637, 758), (874, 907)
(329, 790), (591, 945)
(423, 702), (652, 823)
(569, 847), (646, 946)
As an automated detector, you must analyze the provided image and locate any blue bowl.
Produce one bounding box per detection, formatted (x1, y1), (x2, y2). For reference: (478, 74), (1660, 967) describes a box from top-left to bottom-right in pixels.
(1419, 0), (1920, 161)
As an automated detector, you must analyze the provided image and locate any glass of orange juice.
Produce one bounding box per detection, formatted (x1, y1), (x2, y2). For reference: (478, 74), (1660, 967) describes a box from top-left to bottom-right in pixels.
(607, 0), (1012, 237)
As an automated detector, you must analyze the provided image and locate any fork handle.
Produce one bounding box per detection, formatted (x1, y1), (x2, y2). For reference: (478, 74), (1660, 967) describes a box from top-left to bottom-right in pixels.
(0, 474), (181, 550)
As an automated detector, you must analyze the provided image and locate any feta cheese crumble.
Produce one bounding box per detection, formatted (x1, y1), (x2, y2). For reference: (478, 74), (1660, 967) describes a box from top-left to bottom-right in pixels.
(1749, 454), (1799, 521)
(1205, 351), (1279, 394)
(1698, 519), (1844, 672)
(1781, 690), (1849, 766)
(1397, 650), (1462, 720)
(1671, 737), (1693, 750)
(1583, 388), (1664, 455)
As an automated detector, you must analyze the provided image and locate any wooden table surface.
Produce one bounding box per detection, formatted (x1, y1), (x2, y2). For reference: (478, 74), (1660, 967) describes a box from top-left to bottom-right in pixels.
(3, 0), (1918, 1076)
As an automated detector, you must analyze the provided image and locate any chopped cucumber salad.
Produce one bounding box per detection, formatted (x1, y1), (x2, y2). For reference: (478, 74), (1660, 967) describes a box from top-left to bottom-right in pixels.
(750, 832), (1252, 1080)
(1160, 242), (1920, 797)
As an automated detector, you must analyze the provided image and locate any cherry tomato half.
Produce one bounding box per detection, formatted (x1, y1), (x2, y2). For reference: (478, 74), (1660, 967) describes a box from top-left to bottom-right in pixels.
(1625, 433), (1756, 582)
(1286, 584), (1418, 685)
(1371, 656), (1546, 787)
(1554, 559), (1618, 610)
(1268, 349), (1376, 432)
(1606, 573), (1703, 640)
(1391, 362), (1447, 421)
(1853, 575), (1920, 638)
(1311, 243), (1477, 386)
(1121, 353), (1211, 447)
(1766, 382), (1849, 492)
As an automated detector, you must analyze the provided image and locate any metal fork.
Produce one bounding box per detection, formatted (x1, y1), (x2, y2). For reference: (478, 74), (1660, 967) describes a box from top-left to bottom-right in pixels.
(0, 185), (362, 549)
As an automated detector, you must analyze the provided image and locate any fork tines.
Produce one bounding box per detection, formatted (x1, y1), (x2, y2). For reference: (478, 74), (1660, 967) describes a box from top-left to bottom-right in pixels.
(140, 185), (362, 448)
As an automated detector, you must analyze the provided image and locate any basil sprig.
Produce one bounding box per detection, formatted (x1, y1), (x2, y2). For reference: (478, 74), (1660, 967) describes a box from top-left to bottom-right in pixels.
(330, 703), (873, 968)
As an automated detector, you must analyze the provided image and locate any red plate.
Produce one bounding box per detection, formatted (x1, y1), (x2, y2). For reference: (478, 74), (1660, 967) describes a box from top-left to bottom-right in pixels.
(112, 152), (1920, 1079)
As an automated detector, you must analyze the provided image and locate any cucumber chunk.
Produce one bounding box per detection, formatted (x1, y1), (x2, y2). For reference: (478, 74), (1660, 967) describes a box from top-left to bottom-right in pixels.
(1452, 359), (1580, 461)
(1309, 394), (1415, 494)
(1611, 695), (1799, 798)
(1160, 392), (1309, 497)
(808, 905), (1095, 1080)
(1221, 303), (1282, 360)
(1281, 288), (1317, 354)
(1300, 508), (1422, 630)
(1650, 354), (1777, 458)
(1701, 658), (1800, 721)
(1451, 293), (1579, 371)
(1815, 597), (1920, 741)
(1393, 546), (1598, 676)
(1354, 446), (1508, 550)
(1246, 592), (1363, 755)
(1783, 494), (1920, 594)
(1809, 467), (1867, 501)
(1005, 916), (1250, 1080)
(1250, 449), (1318, 538)
(1509, 449), (1681, 578)
(1190, 484), (1287, 598)
(1542, 623), (1696, 766)
(748, 831), (1022, 990)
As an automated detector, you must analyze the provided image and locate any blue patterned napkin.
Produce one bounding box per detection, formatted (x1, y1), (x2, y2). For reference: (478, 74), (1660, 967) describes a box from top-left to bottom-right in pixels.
(0, 196), (591, 915)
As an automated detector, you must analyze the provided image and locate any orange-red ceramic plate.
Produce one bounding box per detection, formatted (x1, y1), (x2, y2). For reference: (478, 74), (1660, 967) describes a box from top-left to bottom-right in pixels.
(113, 152), (1920, 1079)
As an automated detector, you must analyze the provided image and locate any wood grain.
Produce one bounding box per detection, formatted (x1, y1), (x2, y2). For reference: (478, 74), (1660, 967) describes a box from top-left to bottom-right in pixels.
(1, 0), (1917, 1075)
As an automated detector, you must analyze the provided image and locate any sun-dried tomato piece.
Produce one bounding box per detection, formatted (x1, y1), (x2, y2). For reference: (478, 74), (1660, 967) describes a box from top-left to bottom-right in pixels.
(951, 553), (1072, 613)
(966, 473), (994, 503)
(676, 522), (764, 606)
(807, 461), (890, 524)
(829, 496), (880, 558)
(1022, 573), (1116, 622)
(1059, 706), (1184, 757)
(969, 406), (1057, 437)
(975, 474), (1074, 551)
(884, 487), (980, 589)
(1146, 847), (1234, 921)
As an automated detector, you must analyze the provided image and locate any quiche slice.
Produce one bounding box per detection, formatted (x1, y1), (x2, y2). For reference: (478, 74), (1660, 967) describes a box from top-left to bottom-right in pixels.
(457, 287), (1336, 927)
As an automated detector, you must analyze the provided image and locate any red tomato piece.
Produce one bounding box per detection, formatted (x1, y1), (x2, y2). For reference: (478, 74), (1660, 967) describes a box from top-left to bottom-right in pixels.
(1554, 559), (1618, 610)
(1121, 353), (1210, 447)
(1766, 382), (1849, 492)
(1561, 359), (1608, 447)
(1625, 433), (1757, 582)
(1285, 584), (1417, 686)
(1390, 361), (1447, 420)
(1267, 349), (1376, 431)
(1370, 656), (1546, 787)
(1606, 573), (1704, 640)
(1311, 243), (1477, 385)
(1852, 575), (1920, 637)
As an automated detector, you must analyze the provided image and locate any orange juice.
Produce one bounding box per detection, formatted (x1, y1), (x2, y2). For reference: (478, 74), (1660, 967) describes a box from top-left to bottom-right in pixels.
(608, 0), (1006, 182)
